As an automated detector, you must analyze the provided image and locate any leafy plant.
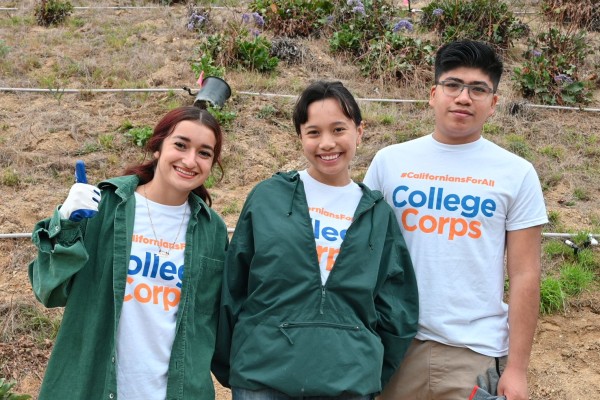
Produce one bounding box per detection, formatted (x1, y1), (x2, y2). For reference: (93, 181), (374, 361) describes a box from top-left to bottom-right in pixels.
(420, 0), (528, 49)
(194, 23), (278, 73)
(512, 28), (593, 105)
(190, 53), (225, 80)
(327, 0), (432, 82)
(34, 0), (73, 27)
(123, 126), (153, 147)
(249, 0), (334, 37)
(0, 378), (31, 400)
(329, 0), (403, 56)
(359, 32), (435, 82)
(207, 106), (237, 127)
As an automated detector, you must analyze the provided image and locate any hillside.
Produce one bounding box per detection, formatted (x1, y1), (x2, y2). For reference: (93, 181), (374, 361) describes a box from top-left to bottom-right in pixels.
(0, 0), (599, 398)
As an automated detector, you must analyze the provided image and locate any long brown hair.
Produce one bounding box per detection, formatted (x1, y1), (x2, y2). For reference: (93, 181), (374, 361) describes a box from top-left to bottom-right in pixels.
(123, 106), (224, 206)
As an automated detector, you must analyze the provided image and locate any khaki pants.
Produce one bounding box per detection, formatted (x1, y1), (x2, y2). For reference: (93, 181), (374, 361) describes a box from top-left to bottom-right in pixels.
(380, 339), (506, 400)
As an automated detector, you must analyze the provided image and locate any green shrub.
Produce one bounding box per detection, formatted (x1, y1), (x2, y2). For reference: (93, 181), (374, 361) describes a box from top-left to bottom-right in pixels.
(328, 0), (432, 82)
(194, 24), (278, 73)
(512, 28), (592, 105)
(249, 0), (334, 37)
(236, 34), (279, 72)
(359, 33), (435, 82)
(420, 0), (527, 49)
(329, 0), (403, 56)
(34, 0), (73, 27)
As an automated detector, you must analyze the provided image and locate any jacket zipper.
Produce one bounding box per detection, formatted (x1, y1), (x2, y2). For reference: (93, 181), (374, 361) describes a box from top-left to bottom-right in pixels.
(278, 321), (361, 345)
(319, 200), (378, 312)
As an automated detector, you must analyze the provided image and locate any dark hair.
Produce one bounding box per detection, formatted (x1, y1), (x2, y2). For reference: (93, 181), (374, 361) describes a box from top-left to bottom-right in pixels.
(434, 40), (503, 91)
(123, 106), (224, 207)
(292, 81), (362, 135)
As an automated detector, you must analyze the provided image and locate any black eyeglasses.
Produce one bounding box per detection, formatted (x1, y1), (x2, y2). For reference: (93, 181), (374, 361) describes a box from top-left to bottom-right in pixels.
(436, 80), (494, 101)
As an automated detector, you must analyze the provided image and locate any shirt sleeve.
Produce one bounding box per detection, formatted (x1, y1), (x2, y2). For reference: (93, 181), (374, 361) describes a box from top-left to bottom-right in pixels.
(28, 208), (90, 308)
(506, 165), (548, 231)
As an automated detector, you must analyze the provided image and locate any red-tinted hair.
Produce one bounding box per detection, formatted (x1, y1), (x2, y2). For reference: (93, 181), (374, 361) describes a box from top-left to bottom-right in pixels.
(123, 106), (224, 206)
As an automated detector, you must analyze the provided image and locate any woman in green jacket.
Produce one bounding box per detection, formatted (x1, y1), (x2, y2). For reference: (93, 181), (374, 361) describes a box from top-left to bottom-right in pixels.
(29, 106), (228, 400)
(214, 81), (419, 399)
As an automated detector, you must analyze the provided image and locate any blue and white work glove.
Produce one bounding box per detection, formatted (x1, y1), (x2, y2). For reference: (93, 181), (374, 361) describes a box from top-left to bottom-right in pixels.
(58, 161), (100, 221)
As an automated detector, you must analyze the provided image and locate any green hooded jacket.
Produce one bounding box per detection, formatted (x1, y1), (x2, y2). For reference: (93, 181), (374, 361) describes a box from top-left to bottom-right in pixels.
(29, 175), (228, 400)
(213, 171), (418, 396)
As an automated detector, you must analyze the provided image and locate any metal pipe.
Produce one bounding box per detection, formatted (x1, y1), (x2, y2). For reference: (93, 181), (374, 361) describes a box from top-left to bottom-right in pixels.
(0, 87), (598, 111)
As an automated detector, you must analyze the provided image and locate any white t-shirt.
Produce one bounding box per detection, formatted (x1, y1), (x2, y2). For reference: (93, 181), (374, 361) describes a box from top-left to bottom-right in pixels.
(299, 170), (362, 285)
(116, 192), (190, 400)
(364, 134), (548, 356)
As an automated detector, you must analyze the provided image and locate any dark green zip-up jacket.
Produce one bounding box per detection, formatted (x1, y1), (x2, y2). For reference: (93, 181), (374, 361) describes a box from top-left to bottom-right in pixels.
(213, 171), (418, 396)
(29, 175), (228, 400)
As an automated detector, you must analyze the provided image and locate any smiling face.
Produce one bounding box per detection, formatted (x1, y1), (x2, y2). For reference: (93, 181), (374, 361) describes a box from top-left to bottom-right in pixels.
(148, 120), (216, 205)
(429, 66), (499, 145)
(299, 98), (363, 186)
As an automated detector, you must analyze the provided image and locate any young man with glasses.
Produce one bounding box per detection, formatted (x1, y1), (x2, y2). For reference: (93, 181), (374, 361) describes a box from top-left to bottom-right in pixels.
(364, 40), (547, 400)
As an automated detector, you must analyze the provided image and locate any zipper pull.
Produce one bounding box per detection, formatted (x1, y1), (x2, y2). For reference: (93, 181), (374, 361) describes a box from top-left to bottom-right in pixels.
(278, 323), (294, 345)
(320, 286), (326, 314)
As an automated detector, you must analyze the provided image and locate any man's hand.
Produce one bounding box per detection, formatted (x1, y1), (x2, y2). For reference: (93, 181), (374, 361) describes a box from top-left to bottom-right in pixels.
(497, 365), (528, 400)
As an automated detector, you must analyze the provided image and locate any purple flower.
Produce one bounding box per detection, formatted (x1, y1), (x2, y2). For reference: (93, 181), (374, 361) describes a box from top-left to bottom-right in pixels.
(252, 12), (265, 27)
(242, 13), (250, 24)
(433, 8), (443, 16)
(554, 74), (573, 84)
(187, 12), (206, 30)
(532, 49), (542, 57)
(393, 19), (413, 32)
(251, 29), (261, 37)
(326, 15), (334, 24)
(352, 5), (366, 15)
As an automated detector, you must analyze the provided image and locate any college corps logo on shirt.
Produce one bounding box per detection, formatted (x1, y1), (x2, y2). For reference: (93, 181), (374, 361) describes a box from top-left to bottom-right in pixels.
(392, 171), (497, 240)
(125, 235), (185, 312)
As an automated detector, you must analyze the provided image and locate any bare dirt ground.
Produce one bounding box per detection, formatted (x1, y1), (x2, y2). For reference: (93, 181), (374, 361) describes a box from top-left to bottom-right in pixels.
(0, 1), (599, 399)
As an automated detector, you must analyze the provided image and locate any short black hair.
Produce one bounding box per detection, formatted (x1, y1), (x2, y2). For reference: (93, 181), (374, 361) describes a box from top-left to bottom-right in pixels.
(434, 40), (503, 91)
(293, 81), (362, 135)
